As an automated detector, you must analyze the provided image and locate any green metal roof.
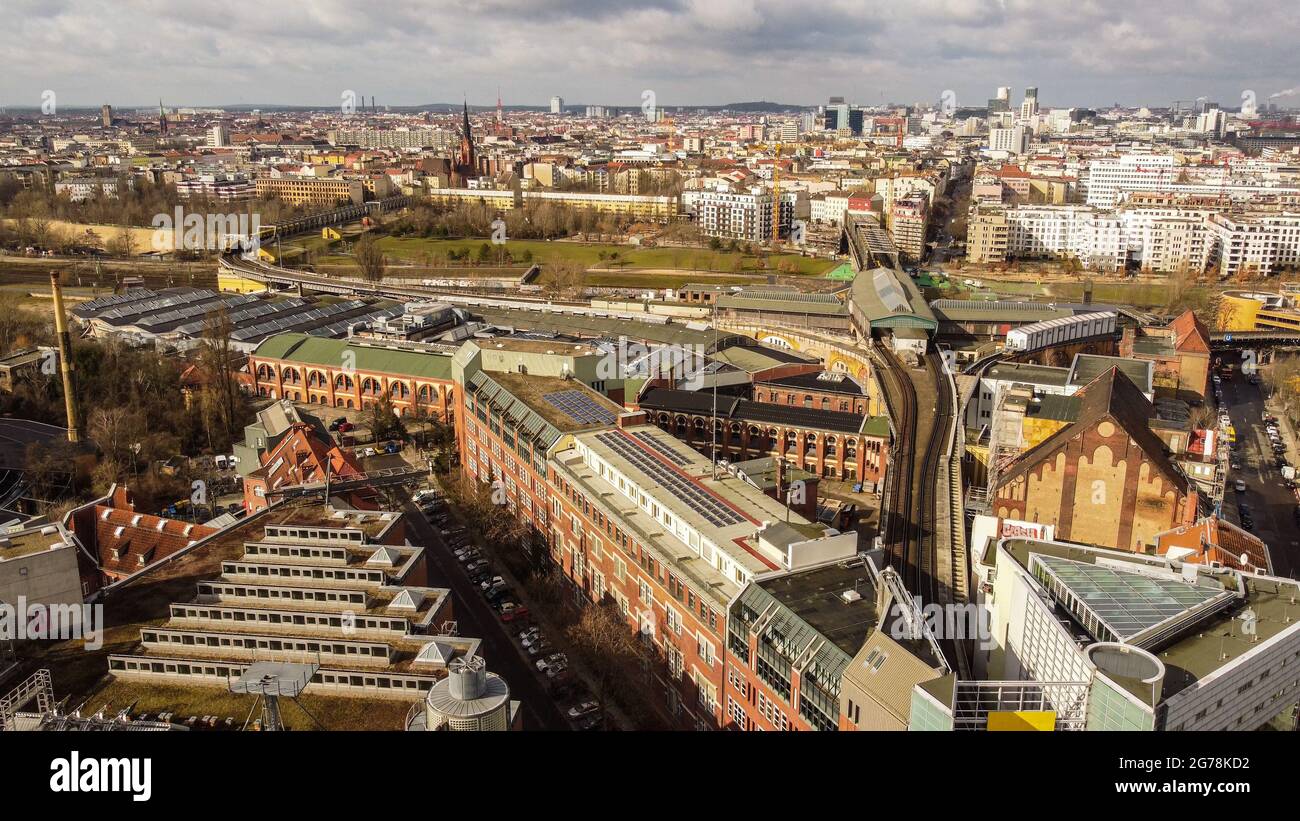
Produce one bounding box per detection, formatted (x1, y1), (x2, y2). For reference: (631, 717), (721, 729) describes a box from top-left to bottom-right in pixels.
(252, 332), (453, 380)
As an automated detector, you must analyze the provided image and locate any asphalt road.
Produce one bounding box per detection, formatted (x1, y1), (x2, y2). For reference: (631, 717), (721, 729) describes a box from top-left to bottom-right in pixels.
(401, 498), (569, 730)
(1219, 373), (1299, 579)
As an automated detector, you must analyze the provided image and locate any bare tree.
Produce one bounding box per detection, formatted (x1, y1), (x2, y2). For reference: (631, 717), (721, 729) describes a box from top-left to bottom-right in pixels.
(354, 233), (386, 282)
(565, 601), (653, 726)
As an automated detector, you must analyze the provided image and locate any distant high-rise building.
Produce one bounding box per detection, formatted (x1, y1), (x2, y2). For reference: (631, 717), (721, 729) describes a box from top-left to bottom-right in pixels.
(550, 95), (564, 114)
(1020, 87), (1040, 120)
(988, 88), (1011, 115)
(100, 104), (112, 128)
(207, 124), (230, 148)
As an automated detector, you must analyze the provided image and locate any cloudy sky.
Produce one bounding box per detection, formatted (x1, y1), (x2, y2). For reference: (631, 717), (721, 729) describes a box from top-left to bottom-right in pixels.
(2, 0), (1296, 110)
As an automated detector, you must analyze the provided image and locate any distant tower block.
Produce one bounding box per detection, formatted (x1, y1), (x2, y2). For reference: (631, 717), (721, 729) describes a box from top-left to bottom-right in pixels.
(409, 655), (517, 731)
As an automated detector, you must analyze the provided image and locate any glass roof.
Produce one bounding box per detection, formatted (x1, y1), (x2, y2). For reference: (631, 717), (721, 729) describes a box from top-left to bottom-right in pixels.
(1033, 554), (1230, 642)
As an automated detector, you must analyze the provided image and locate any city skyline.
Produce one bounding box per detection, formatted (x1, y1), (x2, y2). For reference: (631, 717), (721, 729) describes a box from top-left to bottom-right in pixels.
(2, 0), (1297, 110)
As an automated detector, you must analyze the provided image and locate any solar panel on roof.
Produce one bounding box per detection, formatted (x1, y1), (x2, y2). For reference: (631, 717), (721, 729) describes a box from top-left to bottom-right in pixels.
(594, 431), (743, 527)
(631, 430), (693, 466)
(542, 390), (616, 427)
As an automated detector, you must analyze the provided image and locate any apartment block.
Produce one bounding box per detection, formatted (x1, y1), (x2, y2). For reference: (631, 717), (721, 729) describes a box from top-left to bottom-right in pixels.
(255, 176), (365, 206)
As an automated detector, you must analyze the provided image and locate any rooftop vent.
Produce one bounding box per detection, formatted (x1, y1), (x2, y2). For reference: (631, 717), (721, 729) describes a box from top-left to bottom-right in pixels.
(840, 589), (863, 604)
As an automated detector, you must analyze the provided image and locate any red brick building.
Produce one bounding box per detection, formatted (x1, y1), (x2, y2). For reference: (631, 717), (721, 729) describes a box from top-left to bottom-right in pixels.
(67, 486), (218, 586)
(243, 422), (369, 513)
(637, 387), (890, 486)
(248, 332), (456, 420)
(753, 370), (871, 415)
(993, 368), (1201, 553)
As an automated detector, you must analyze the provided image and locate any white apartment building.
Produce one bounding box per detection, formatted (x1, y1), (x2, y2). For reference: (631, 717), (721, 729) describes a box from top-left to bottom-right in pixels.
(989, 125), (1030, 156)
(1205, 211), (1300, 278)
(809, 192), (851, 225)
(970, 201), (1300, 277)
(682, 186), (795, 242)
(550, 96), (564, 114)
(1084, 152), (1300, 208)
(207, 125), (230, 148)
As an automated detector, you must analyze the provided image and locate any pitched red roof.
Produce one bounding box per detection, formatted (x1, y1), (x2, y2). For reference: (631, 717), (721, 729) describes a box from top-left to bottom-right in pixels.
(89, 500), (217, 578)
(1156, 516), (1270, 573)
(1169, 309), (1211, 355)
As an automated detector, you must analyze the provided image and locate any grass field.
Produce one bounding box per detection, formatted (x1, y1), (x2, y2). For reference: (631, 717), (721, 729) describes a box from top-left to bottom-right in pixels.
(83, 678), (416, 731)
(967, 278), (1208, 310)
(310, 235), (837, 277)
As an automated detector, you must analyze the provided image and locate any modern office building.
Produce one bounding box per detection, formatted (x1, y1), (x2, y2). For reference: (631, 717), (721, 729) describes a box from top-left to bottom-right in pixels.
(926, 536), (1300, 731)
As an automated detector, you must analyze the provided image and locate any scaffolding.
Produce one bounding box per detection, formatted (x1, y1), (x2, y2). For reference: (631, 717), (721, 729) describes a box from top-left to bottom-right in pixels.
(0, 668), (54, 731)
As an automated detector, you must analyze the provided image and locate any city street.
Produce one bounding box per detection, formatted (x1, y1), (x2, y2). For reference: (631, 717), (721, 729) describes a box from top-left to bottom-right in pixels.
(401, 497), (569, 731)
(1219, 370), (1299, 579)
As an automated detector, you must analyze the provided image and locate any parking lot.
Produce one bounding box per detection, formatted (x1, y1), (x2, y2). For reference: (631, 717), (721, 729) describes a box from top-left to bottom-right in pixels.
(405, 488), (608, 731)
(1217, 367), (1300, 578)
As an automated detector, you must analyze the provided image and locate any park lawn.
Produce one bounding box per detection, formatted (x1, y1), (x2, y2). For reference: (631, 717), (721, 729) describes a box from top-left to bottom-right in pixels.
(975, 278), (1204, 310)
(321, 236), (835, 276)
(546, 271), (762, 290)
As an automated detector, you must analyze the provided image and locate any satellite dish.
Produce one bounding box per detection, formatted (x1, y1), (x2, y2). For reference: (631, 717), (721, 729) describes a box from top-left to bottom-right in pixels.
(1240, 552), (1249, 568)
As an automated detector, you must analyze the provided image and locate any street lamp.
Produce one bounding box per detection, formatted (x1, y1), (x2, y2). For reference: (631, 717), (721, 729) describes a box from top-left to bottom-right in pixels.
(129, 442), (142, 485)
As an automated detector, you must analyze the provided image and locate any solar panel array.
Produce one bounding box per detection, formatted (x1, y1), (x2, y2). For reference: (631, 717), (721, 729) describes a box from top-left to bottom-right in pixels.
(94, 289), (219, 324)
(135, 293), (260, 331)
(631, 429), (693, 466)
(542, 390), (617, 427)
(228, 299), (394, 343)
(73, 288), (159, 317)
(595, 431), (744, 528)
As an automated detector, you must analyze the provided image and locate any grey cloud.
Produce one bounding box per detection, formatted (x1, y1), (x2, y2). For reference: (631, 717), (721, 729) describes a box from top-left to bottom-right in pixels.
(0, 0), (1292, 108)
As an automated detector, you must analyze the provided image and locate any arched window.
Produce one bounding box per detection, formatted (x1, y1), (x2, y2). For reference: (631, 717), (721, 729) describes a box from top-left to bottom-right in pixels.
(334, 374), (353, 391)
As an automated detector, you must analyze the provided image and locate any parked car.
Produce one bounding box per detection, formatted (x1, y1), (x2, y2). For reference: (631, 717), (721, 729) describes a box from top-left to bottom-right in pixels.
(464, 558), (490, 573)
(567, 701), (600, 720)
(499, 602), (530, 622)
(1235, 479), (1247, 492)
(573, 714), (603, 731)
(536, 653), (567, 673)
(527, 642), (556, 657)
